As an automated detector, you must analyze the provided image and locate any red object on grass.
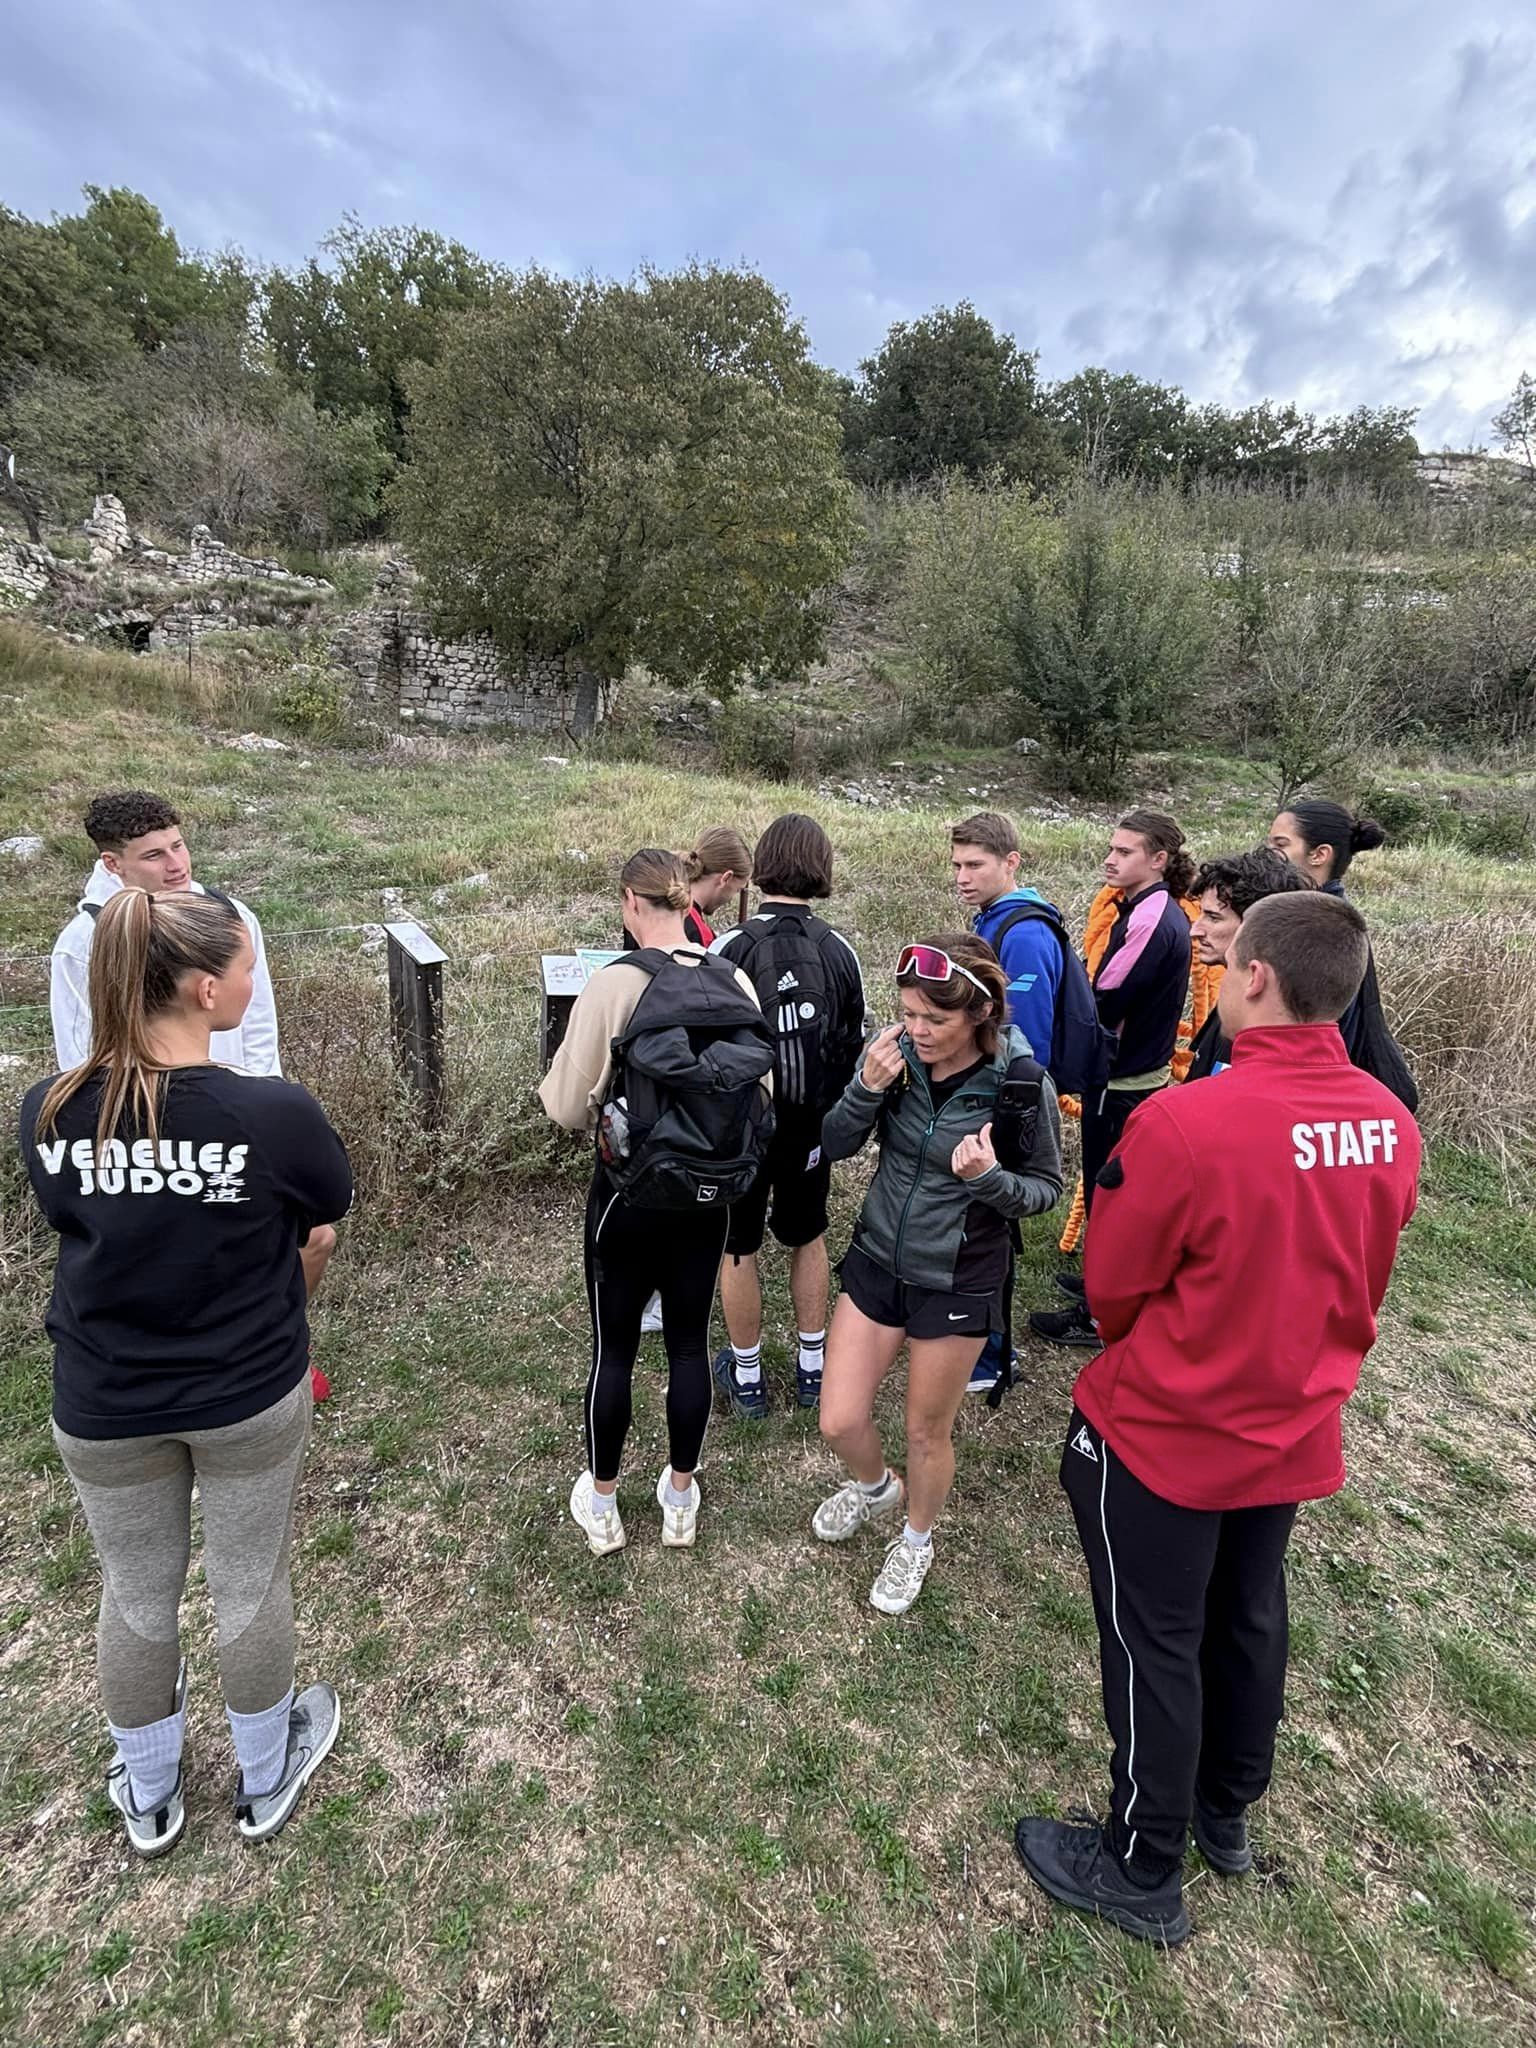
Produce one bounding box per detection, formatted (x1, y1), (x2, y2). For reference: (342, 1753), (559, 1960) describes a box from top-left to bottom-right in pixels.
(310, 1363), (332, 1403)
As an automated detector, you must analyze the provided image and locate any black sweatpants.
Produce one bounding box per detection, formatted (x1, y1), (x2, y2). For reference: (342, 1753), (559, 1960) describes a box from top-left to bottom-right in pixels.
(1060, 1408), (1298, 1882)
(583, 1173), (729, 1483)
(1081, 1085), (1161, 1219)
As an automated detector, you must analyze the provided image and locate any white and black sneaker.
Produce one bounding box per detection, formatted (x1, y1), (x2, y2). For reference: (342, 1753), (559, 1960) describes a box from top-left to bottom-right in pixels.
(105, 1659), (187, 1860)
(235, 1683), (341, 1843)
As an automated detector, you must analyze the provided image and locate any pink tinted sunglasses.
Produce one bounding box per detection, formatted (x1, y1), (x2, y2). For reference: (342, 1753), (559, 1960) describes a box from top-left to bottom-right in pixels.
(895, 944), (991, 997)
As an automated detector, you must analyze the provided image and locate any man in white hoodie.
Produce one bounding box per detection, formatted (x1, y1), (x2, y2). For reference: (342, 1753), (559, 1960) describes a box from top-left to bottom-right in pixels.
(51, 791), (282, 1075)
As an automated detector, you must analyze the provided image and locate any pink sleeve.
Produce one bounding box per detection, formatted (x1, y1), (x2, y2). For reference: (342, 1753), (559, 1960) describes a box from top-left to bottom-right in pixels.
(1095, 894), (1168, 992)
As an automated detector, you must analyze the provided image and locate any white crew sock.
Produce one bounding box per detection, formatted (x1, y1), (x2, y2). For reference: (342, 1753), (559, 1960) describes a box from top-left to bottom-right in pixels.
(228, 1687), (295, 1800)
(902, 1521), (932, 1551)
(589, 1481), (619, 1520)
(109, 1693), (187, 1813)
(797, 1329), (825, 1375)
(664, 1479), (694, 1510)
(732, 1342), (763, 1386)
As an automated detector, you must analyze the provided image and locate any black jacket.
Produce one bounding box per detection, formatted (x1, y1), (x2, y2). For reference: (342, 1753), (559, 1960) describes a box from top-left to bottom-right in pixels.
(1093, 885), (1191, 1083)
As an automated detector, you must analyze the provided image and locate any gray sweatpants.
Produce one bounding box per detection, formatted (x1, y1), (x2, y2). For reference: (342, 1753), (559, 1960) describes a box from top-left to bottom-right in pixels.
(53, 1377), (312, 1727)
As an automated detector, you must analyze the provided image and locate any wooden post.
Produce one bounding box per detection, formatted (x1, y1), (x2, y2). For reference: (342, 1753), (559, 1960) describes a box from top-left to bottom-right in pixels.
(385, 920), (448, 1126)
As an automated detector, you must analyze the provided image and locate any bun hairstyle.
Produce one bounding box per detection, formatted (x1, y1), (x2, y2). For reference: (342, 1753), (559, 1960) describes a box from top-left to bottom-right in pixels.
(620, 847), (691, 914)
(896, 931), (1010, 1059)
(684, 826), (753, 888)
(1118, 810), (1196, 900)
(38, 888), (247, 1152)
(1284, 799), (1386, 882)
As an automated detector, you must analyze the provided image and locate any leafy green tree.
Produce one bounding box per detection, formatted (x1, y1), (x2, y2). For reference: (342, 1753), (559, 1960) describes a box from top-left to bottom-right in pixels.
(263, 217), (506, 454)
(1003, 485), (1212, 793)
(393, 263), (856, 688)
(1047, 367), (1190, 480)
(1183, 399), (1319, 486)
(842, 303), (1063, 487)
(55, 186), (249, 352)
(0, 205), (129, 390)
(1311, 405), (1420, 489)
(1491, 373), (1536, 470)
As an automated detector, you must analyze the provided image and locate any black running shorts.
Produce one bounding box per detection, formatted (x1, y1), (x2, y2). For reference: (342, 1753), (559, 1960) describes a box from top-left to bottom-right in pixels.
(837, 1243), (999, 1340)
(726, 1114), (832, 1257)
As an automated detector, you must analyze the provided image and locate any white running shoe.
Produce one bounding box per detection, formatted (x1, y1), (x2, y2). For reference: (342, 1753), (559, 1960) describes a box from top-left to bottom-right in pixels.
(105, 1658), (187, 1860)
(655, 1465), (700, 1548)
(234, 1683), (341, 1843)
(812, 1471), (904, 1544)
(569, 1472), (626, 1556)
(869, 1537), (934, 1616)
(640, 1294), (665, 1335)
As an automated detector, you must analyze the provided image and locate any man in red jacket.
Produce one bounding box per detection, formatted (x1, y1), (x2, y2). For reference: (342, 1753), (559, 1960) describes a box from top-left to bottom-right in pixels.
(1013, 892), (1421, 1946)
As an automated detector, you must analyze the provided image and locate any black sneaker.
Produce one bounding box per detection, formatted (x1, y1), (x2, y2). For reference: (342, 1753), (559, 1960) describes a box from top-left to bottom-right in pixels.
(1027, 1302), (1103, 1350)
(1014, 1815), (1190, 1946)
(1192, 1801), (1252, 1875)
(1053, 1271), (1086, 1301)
(712, 1345), (767, 1420)
(794, 1363), (822, 1409)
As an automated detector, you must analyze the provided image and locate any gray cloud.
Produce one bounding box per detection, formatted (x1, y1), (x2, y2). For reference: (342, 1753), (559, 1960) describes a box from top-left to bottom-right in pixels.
(3, 1), (1535, 444)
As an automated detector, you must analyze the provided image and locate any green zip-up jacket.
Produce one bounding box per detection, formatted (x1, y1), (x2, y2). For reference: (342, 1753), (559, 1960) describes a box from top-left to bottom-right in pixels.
(822, 1026), (1064, 1294)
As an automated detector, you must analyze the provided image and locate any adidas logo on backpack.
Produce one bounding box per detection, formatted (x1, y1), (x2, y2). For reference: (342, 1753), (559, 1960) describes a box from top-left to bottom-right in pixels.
(776, 970), (800, 992)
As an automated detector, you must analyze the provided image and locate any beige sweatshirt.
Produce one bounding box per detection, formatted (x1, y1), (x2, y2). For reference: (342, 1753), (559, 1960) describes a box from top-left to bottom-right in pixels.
(537, 947), (767, 1132)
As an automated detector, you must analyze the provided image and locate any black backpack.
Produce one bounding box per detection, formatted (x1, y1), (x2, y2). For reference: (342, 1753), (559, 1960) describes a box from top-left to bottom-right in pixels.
(723, 910), (863, 1114)
(599, 949), (776, 1211)
(986, 902), (1116, 1099)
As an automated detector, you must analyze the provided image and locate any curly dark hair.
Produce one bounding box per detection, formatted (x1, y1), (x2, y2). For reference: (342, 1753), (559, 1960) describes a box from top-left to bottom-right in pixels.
(1193, 847), (1313, 918)
(83, 791), (181, 851)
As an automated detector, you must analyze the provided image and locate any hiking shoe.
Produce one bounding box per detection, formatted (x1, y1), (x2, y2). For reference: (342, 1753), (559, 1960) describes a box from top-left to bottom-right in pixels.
(1193, 1801), (1253, 1875)
(869, 1537), (933, 1616)
(1013, 1815), (1190, 1946)
(712, 1345), (767, 1420)
(569, 1472), (626, 1556)
(235, 1684), (341, 1843)
(812, 1471), (904, 1543)
(1053, 1270), (1087, 1301)
(656, 1465), (700, 1548)
(640, 1293), (665, 1336)
(1027, 1302), (1103, 1350)
(795, 1365), (823, 1410)
(966, 1356), (1004, 1396)
(105, 1659), (187, 1860)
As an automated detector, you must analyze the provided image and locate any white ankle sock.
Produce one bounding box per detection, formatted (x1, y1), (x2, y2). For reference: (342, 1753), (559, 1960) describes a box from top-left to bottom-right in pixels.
(664, 1479), (693, 1510)
(109, 1691), (187, 1813)
(589, 1482), (618, 1519)
(228, 1687), (294, 1800)
(797, 1329), (825, 1374)
(902, 1521), (932, 1550)
(732, 1343), (762, 1386)
(859, 1469), (894, 1497)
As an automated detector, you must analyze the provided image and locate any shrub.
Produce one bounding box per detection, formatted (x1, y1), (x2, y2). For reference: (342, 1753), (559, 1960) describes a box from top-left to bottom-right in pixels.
(1455, 800), (1534, 860)
(891, 474), (1042, 696)
(274, 664), (346, 737)
(715, 697), (797, 781)
(1358, 785), (1435, 843)
(1004, 482), (1213, 794)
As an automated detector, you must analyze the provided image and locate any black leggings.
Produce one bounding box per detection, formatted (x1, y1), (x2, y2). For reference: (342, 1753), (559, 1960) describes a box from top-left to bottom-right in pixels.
(583, 1174), (729, 1482)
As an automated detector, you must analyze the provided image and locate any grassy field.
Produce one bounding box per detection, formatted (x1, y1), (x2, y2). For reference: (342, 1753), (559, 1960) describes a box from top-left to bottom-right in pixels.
(1, 622), (1534, 2047)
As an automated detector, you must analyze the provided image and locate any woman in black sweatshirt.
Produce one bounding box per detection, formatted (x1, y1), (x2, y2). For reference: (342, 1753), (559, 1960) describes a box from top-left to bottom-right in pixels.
(19, 887), (353, 1858)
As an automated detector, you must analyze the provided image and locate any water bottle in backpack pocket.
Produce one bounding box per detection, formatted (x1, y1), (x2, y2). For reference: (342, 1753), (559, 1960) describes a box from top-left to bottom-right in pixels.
(599, 949), (776, 1210)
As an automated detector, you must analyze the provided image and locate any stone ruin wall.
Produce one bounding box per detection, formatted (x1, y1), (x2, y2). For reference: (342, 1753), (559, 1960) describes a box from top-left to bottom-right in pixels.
(330, 571), (607, 735)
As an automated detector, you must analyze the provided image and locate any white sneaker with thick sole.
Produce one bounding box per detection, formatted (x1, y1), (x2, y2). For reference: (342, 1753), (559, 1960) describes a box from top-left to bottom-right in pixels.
(105, 1658), (187, 1860)
(869, 1537), (934, 1616)
(655, 1465), (700, 1547)
(569, 1471), (626, 1555)
(812, 1471), (905, 1543)
(235, 1683), (341, 1843)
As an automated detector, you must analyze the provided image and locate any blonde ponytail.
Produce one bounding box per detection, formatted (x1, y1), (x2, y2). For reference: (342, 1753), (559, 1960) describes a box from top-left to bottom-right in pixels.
(620, 848), (691, 914)
(39, 889), (247, 1152)
(685, 825), (753, 888)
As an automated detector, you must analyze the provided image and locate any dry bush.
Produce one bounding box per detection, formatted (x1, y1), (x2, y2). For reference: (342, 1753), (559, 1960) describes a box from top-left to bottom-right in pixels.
(1377, 914), (1536, 1163)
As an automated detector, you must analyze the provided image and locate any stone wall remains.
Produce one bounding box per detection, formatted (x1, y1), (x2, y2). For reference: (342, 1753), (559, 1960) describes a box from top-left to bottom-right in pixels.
(331, 565), (607, 735)
(0, 536), (54, 600)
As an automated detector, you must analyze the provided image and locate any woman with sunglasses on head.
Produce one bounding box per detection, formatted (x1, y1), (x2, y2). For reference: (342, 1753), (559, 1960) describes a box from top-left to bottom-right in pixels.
(813, 934), (1063, 1614)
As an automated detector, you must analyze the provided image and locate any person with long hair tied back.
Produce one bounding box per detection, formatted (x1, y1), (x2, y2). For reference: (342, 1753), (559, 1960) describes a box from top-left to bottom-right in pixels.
(19, 888), (353, 1859)
(540, 850), (773, 1555)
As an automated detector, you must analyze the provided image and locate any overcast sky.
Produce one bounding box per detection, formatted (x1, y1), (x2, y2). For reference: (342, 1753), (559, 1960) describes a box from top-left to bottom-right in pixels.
(6, 0), (1535, 447)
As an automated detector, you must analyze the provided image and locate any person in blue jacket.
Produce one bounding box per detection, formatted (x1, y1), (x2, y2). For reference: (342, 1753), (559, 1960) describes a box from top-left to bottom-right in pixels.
(950, 811), (1064, 1395)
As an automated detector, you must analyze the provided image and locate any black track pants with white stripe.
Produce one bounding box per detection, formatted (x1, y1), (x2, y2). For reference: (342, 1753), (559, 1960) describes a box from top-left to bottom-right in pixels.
(582, 1171), (730, 1483)
(1059, 1408), (1298, 1882)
